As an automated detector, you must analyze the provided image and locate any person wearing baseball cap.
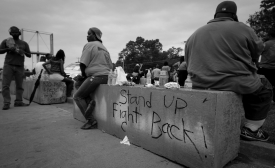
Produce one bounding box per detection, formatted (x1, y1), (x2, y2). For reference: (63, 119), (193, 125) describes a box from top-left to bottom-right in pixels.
(73, 27), (113, 130)
(185, 1), (272, 142)
(0, 26), (31, 110)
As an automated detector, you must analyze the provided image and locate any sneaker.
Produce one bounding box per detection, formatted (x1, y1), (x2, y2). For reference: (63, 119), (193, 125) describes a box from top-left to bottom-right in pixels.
(2, 104), (10, 110)
(80, 120), (97, 130)
(240, 126), (269, 142)
(14, 102), (29, 107)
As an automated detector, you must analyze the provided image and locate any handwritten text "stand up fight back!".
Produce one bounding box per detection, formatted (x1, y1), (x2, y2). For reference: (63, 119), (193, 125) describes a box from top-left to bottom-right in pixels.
(112, 89), (208, 161)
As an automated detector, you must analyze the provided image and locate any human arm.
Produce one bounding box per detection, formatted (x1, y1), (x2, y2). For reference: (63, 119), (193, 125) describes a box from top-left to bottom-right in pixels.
(247, 28), (264, 64)
(42, 61), (51, 74)
(0, 39), (15, 54)
(138, 64), (143, 73)
(79, 63), (87, 78)
(23, 42), (31, 58)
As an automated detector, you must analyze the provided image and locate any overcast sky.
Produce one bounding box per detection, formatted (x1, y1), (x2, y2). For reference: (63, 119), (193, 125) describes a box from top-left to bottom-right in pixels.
(0, 0), (261, 69)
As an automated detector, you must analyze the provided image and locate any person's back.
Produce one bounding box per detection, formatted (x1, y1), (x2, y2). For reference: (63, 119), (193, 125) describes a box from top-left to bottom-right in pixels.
(152, 67), (161, 78)
(50, 58), (62, 74)
(82, 41), (112, 77)
(186, 15), (263, 94)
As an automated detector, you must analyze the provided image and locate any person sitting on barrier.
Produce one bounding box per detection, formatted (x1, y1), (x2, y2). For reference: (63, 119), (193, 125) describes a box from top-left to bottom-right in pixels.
(73, 27), (113, 130)
(42, 49), (74, 97)
(185, 1), (272, 142)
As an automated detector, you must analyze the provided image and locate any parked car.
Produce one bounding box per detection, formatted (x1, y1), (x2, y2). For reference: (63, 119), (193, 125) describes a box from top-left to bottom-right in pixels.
(64, 62), (81, 78)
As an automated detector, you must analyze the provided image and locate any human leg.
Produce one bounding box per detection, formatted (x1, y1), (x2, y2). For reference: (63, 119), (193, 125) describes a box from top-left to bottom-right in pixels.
(241, 78), (272, 141)
(73, 76), (108, 128)
(2, 64), (14, 109)
(62, 77), (74, 97)
(13, 65), (25, 105)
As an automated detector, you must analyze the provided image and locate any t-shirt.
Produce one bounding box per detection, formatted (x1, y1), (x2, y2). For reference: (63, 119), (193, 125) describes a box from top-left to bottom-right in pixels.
(161, 66), (170, 77)
(178, 62), (187, 71)
(80, 41), (113, 77)
(162, 66), (170, 72)
(152, 68), (161, 78)
(0, 38), (30, 66)
(259, 39), (275, 69)
(185, 17), (264, 94)
(50, 59), (62, 73)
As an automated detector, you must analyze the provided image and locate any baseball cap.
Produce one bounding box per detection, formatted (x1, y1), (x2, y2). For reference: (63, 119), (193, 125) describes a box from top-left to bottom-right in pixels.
(88, 27), (102, 42)
(215, 1), (237, 15)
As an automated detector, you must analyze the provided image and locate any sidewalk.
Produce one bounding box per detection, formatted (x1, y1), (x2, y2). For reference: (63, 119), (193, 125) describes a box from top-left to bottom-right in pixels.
(0, 95), (273, 168)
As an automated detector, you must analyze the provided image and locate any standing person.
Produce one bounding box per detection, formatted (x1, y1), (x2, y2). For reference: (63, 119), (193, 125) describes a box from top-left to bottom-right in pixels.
(161, 61), (171, 81)
(258, 30), (275, 103)
(132, 63), (143, 84)
(73, 27), (113, 130)
(185, 1), (272, 142)
(152, 64), (161, 82)
(0, 26), (31, 110)
(177, 56), (188, 87)
(42, 49), (74, 97)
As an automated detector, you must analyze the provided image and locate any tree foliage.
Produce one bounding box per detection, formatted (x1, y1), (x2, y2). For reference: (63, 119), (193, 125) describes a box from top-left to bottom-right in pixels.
(247, 0), (275, 40)
(117, 37), (183, 72)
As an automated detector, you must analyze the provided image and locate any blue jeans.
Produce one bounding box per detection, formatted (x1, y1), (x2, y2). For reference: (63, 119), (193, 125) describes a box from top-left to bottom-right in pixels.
(73, 75), (108, 120)
(2, 64), (25, 105)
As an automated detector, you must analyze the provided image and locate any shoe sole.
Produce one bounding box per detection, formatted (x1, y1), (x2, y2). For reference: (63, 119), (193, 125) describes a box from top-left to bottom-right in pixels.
(14, 104), (29, 107)
(240, 134), (269, 142)
(81, 121), (97, 130)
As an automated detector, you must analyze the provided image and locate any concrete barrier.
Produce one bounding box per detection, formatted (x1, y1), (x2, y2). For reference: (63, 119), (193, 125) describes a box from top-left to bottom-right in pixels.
(23, 80), (66, 104)
(73, 85), (243, 168)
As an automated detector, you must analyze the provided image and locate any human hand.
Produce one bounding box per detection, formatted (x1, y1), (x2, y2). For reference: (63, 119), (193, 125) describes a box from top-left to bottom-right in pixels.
(73, 75), (86, 82)
(8, 47), (16, 52)
(17, 49), (25, 56)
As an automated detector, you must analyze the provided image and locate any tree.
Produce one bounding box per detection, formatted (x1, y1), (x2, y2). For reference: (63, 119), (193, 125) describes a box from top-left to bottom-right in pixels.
(118, 36), (183, 72)
(165, 47), (183, 58)
(118, 37), (164, 72)
(247, 0), (275, 40)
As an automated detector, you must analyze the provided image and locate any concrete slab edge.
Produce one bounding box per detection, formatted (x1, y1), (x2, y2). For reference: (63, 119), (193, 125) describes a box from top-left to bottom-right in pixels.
(240, 140), (275, 167)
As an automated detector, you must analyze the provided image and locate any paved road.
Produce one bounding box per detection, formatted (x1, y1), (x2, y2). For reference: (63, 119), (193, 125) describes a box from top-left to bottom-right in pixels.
(0, 95), (271, 168)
